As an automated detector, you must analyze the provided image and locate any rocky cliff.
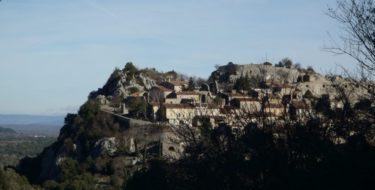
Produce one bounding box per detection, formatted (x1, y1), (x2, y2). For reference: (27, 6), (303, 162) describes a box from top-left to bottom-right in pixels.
(16, 64), (179, 188)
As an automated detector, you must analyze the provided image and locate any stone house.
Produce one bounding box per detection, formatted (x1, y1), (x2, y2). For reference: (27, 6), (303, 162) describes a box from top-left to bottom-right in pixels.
(165, 92), (180, 104)
(149, 86), (173, 103)
(177, 91), (201, 104)
(268, 81), (293, 96)
(160, 104), (196, 125)
(264, 94), (281, 104)
(197, 90), (211, 104)
(219, 106), (259, 128)
(218, 92), (248, 105)
(195, 104), (221, 117)
(230, 98), (261, 113)
(280, 83), (294, 95)
(282, 89), (303, 105)
(289, 101), (312, 119)
(158, 104), (222, 126)
(253, 88), (273, 99)
(159, 80), (187, 92)
(165, 91), (201, 104)
(264, 103), (285, 117)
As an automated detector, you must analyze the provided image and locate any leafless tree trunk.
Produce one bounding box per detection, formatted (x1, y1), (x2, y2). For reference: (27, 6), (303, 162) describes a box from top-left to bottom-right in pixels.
(327, 0), (375, 78)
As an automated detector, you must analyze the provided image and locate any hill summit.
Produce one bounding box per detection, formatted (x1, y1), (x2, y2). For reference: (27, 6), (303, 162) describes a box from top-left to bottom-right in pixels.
(15, 61), (374, 189)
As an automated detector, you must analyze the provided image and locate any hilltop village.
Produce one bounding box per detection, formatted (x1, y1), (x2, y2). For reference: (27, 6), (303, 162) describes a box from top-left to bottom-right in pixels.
(15, 61), (375, 189)
(91, 62), (371, 129)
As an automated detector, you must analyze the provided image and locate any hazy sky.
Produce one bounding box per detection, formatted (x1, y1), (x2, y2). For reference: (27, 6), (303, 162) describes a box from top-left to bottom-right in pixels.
(0, 0), (355, 115)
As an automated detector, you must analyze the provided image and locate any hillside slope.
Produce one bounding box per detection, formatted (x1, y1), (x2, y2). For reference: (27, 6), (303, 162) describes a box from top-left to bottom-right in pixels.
(16, 64), (179, 189)
(16, 62), (373, 189)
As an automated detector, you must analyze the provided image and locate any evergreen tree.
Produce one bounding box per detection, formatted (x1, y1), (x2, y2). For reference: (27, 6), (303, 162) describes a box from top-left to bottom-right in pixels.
(187, 77), (195, 91)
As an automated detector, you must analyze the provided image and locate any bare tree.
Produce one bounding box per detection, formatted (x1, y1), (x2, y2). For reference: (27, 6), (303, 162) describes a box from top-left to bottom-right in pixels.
(327, 0), (375, 77)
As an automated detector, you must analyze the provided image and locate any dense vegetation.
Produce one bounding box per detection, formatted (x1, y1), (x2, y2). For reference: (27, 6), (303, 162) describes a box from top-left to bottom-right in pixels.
(125, 104), (375, 190)
(15, 100), (153, 189)
(3, 93), (375, 190)
(0, 168), (36, 190)
(0, 135), (55, 167)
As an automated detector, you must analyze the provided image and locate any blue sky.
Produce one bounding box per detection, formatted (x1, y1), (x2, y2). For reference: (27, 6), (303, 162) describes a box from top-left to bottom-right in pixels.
(0, 0), (354, 115)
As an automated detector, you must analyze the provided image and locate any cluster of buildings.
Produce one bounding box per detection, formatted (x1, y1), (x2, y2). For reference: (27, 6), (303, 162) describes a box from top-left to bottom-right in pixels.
(92, 65), (374, 159)
(96, 64), (371, 130)
(118, 78), (316, 129)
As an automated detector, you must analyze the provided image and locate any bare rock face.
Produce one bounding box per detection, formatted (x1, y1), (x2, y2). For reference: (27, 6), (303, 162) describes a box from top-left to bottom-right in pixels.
(91, 68), (158, 103)
(237, 64), (301, 82)
(210, 63), (301, 84)
(139, 73), (156, 90)
(113, 72), (155, 96)
(92, 137), (117, 158)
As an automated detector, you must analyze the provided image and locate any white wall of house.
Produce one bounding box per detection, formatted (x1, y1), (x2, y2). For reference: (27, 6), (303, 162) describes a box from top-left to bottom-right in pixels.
(177, 94), (200, 103)
(165, 107), (195, 125)
(239, 101), (261, 112)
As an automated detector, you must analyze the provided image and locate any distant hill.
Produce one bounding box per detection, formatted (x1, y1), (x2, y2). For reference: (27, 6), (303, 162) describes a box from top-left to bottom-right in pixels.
(0, 126), (16, 134)
(0, 115), (64, 137)
(1, 124), (61, 137)
(0, 114), (64, 126)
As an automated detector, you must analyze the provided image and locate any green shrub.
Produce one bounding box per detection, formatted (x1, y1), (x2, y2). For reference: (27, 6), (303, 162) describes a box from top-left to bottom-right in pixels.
(0, 168), (35, 190)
